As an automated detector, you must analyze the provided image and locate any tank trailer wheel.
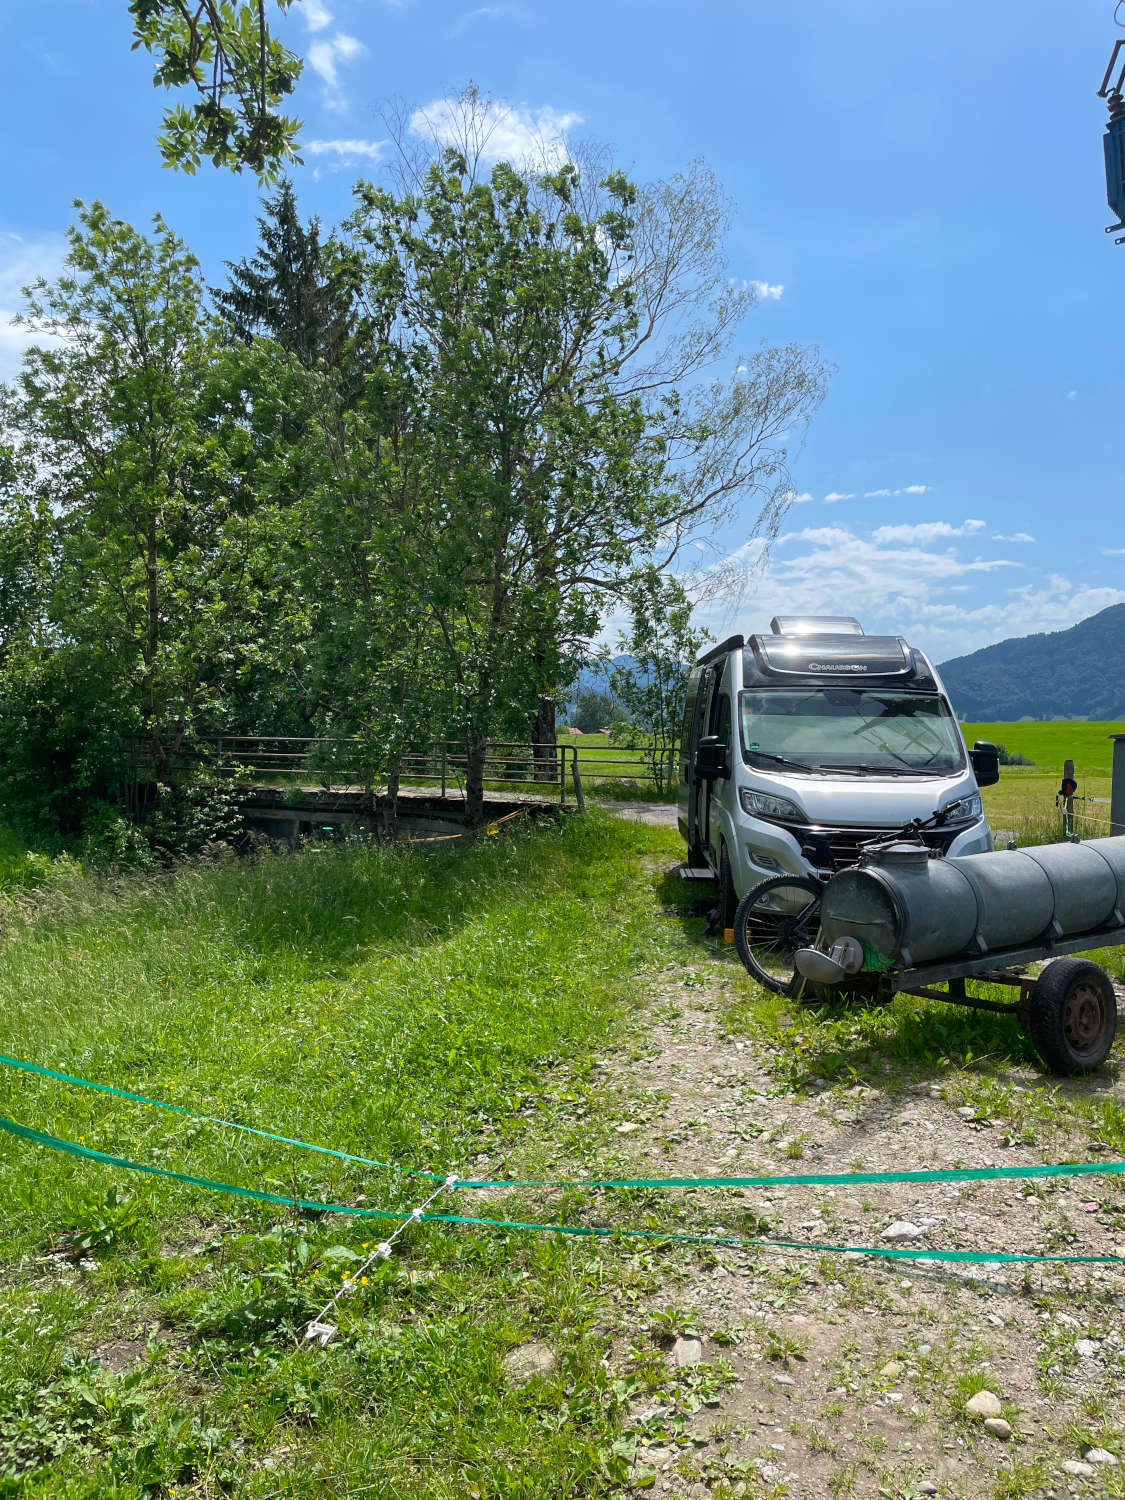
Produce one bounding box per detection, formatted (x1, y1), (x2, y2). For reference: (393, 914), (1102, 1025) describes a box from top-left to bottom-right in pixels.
(733, 876), (824, 998)
(1028, 958), (1118, 1076)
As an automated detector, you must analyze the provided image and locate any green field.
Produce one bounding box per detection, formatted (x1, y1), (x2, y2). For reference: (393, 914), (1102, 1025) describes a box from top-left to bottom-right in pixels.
(961, 721), (1122, 840)
(961, 721), (1125, 777)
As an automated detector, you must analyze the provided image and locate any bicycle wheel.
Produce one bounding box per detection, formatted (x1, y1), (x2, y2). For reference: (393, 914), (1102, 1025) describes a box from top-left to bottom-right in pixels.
(733, 875), (824, 998)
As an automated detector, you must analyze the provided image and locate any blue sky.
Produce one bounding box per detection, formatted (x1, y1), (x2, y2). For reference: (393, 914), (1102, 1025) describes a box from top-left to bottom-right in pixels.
(1, 0), (1122, 662)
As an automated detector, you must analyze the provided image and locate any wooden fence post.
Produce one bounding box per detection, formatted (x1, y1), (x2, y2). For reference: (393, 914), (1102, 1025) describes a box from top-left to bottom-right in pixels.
(1063, 757), (1075, 828)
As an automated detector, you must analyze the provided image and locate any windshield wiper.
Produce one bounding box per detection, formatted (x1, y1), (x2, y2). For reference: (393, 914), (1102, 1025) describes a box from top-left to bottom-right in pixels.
(747, 750), (816, 773)
(819, 764), (944, 778)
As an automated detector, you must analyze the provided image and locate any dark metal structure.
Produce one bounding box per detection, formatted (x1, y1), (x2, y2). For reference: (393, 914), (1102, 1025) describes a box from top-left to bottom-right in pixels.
(793, 836), (1125, 1074)
(1099, 35), (1125, 242)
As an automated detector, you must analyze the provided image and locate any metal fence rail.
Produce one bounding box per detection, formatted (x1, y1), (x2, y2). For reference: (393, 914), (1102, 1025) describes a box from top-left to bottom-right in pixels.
(136, 735), (679, 809)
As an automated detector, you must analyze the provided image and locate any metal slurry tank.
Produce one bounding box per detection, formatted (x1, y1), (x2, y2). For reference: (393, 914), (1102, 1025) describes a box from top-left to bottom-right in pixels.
(818, 836), (1125, 969)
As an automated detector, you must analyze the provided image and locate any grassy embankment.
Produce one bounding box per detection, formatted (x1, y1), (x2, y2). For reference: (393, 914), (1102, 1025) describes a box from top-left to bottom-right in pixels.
(0, 729), (1118, 1495)
(0, 815), (699, 1498)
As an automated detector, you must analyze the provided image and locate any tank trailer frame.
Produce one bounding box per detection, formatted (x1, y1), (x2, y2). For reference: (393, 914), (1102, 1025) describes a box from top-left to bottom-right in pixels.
(737, 821), (1124, 1075)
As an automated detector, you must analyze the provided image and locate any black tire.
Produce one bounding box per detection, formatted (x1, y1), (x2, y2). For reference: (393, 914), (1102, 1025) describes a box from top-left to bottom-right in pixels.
(1028, 958), (1118, 1075)
(733, 875), (824, 997)
(717, 842), (737, 931)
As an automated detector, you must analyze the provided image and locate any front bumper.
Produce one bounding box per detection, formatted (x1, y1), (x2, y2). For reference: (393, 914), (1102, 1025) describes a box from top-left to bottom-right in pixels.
(735, 814), (994, 891)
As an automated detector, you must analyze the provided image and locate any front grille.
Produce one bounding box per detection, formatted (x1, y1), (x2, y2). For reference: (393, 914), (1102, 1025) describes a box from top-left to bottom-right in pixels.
(795, 824), (958, 871)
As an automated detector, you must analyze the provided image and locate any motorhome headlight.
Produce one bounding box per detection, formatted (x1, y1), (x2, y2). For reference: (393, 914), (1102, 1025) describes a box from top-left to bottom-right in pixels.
(739, 788), (807, 824)
(941, 792), (983, 824)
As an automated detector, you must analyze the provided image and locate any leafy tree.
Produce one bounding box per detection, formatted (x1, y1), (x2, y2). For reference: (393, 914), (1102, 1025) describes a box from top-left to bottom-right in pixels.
(343, 155), (651, 821)
(340, 128), (827, 821)
(129, 0), (302, 179)
(1, 202), (300, 822)
(570, 690), (624, 735)
(607, 574), (708, 794)
(384, 93), (831, 756)
(215, 180), (356, 374)
(295, 358), (446, 836)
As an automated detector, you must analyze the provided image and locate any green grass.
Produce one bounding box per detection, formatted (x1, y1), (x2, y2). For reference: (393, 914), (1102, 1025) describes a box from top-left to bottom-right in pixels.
(0, 826), (62, 896)
(958, 721), (1125, 841)
(962, 721), (1125, 777)
(0, 815), (689, 1498)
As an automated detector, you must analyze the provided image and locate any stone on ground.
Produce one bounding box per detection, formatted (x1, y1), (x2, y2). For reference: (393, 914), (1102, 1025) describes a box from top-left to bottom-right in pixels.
(964, 1390), (1003, 1418)
(672, 1336), (703, 1367)
(502, 1342), (555, 1386)
(984, 1417), (1012, 1440)
(881, 1220), (923, 1240)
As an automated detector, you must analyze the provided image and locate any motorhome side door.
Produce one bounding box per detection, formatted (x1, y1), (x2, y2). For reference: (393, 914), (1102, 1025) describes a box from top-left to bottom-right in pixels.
(682, 665), (713, 862)
(705, 672), (733, 861)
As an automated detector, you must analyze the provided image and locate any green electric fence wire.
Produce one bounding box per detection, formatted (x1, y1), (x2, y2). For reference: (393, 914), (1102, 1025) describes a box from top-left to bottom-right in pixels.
(457, 1159), (1125, 1190)
(2, 1112), (1124, 1267)
(6, 1051), (1125, 1195)
(0, 1052), (444, 1182)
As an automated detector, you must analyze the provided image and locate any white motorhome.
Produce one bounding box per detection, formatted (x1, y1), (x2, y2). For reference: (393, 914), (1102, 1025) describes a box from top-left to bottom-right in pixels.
(678, 616), (999, 924)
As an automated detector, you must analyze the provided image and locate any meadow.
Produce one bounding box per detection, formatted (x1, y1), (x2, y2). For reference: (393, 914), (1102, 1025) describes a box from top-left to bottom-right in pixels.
(0, 816), (693, 1497)
(959, 721), (1122, 840)
(0, 725), (1122, 1495)
(961, 721), (1125, 777)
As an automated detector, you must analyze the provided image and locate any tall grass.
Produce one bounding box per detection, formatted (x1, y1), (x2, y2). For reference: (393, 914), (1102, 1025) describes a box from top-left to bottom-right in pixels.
(0, 814), (694, 1496)
(0, 816), (674, 1242)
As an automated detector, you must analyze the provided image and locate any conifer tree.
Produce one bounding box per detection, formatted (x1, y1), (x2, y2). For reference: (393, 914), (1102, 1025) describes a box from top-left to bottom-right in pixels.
(215, 181), (355, 375)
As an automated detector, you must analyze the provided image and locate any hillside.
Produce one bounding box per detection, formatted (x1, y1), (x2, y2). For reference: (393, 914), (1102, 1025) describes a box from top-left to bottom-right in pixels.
(939, 602), (1125, 721)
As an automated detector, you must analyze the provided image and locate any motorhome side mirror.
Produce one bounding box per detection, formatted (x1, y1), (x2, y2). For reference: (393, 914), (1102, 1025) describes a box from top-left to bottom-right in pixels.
(970, 740), (1000, 788)
(694, 735), (729, 782)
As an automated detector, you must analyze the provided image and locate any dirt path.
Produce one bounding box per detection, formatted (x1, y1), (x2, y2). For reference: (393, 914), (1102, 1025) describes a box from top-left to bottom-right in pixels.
(596, 798), (680, 827)
(539, 946), (1125, 1499)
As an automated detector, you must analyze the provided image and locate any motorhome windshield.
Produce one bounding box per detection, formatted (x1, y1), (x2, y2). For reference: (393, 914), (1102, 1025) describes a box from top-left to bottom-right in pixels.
(738, 689), (966, 776)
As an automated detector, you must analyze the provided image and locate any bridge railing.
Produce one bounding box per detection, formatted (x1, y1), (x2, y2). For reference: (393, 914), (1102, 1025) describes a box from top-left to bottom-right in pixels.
(160, 735), (677, 807)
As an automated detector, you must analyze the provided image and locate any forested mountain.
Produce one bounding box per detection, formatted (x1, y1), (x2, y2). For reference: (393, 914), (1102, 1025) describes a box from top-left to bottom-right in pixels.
(939, 604), (1125, 721)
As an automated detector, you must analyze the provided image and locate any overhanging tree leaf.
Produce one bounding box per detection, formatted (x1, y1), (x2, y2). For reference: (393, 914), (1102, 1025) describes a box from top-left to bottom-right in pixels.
(129, 0), (303, 179)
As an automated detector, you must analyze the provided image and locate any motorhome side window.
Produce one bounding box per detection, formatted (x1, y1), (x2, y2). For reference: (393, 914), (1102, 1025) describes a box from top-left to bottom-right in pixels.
(680, 673), (700, 754)
(713, 693), (732, 747)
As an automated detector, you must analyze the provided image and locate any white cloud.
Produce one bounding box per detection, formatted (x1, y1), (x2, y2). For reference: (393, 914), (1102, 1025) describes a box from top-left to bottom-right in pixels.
(453, 5), (504, 30)
(691, 518), (1125, 659)
(861, 483), (931, 499)
(0, 230), (68, 383)
(1067, 389), (1078, 400)
(750, 280), (784, 301)
(408, 96), (583, 169)
(872, 520), (985, 544)
(993, 531), (1036, 544)
(909, 581), (1125, 659)
(1101, 546), (1125, 556)
(823, 491), (855, 503)
(788, 490), (814, 503)
(305, 137), (387, 167)
(299, 0), (334, 31)
(307, 32), (363, 107)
